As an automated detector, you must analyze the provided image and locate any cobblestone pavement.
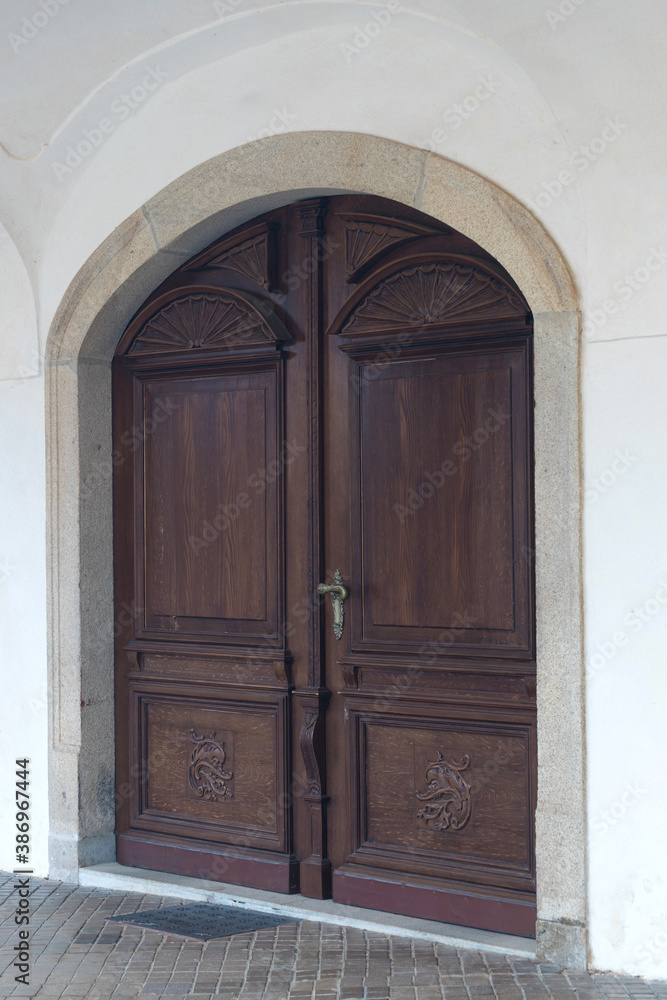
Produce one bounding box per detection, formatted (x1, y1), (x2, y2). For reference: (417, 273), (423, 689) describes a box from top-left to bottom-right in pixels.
(1, 875), (666, 1000)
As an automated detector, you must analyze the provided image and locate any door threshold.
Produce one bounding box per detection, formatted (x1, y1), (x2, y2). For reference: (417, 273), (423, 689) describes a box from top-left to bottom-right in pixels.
(78, 862), (536, 958)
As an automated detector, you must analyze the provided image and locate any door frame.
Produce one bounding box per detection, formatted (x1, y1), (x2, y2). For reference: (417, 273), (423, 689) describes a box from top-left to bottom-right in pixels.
(45, 132), (585, 967)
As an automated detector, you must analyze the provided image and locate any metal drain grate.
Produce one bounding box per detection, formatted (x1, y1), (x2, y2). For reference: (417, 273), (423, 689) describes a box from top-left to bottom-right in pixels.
(108, 902), (298, 940)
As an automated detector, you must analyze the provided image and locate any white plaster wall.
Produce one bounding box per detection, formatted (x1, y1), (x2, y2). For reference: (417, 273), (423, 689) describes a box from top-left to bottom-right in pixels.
(584, 335), (667, 976)
(0, 0), (665, 977)
(0, 232), (49, 877)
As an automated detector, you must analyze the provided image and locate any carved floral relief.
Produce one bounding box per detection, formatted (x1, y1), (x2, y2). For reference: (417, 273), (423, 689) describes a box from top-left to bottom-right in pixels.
(415, 751), (472, 831)
(188, 729), (233, 802)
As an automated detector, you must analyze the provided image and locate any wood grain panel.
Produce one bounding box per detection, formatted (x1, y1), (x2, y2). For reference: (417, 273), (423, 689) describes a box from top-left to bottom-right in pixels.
(117, 831), (299, 893)
(129, 685), (290, 852)
(332, 866), (536, 936)
(354, 342), (532, 656)
(144, 702), (273, 829)
(351, 662), (534, 703)
(345, 707), (535, 892)
(366, 723), (529, 864)
(363, 362), (513, 628)
(139, 652), (289, 688)
(137, 369), (281, 641)
(145, 382), (267, 620)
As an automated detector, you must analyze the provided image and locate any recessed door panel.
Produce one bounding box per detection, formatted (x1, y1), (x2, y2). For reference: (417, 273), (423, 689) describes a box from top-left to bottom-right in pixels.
(348, 710), (533, 886)
(356, 344), (532, 655)
(130, 687), (287, 851)
(138, 371), (280, 642)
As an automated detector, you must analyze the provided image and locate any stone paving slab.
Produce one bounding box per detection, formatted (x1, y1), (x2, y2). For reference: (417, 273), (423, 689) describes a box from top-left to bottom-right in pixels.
(1, 874), (666, 1000)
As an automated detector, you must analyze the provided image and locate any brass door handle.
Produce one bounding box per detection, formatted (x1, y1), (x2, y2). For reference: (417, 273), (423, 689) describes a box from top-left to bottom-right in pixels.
(317, 570), (349, 640)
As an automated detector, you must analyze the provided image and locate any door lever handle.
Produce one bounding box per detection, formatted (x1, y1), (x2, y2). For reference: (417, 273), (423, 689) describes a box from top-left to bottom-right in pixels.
(317, 570), (349, 640)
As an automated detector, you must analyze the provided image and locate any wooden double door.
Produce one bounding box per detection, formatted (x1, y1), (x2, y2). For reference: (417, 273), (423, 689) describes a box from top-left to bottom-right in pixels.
(113, 195), (536, 936)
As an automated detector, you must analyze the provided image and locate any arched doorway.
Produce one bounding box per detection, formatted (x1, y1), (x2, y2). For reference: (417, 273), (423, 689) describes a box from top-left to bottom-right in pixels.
(112, 194), (536, 936)
(46, 131), (584, 965)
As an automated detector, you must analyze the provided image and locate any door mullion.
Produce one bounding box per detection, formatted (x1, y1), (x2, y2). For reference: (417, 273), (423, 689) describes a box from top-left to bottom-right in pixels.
(292, 197), (333, 899)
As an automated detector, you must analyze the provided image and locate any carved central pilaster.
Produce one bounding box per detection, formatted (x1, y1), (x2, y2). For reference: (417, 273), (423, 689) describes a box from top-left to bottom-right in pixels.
(294, 686), (331, 898)
(295, 198), (331, 898)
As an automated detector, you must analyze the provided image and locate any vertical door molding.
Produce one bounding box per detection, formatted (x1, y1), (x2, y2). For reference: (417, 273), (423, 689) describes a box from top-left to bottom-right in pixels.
(291, 197), (333, 898)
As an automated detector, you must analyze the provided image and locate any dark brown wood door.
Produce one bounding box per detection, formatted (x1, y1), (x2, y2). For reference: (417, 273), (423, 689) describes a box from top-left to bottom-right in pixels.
(113, 196), (536, 935)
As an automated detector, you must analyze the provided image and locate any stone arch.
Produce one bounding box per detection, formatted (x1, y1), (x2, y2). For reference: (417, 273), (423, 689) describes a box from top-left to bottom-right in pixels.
(45, 131), (584, 966)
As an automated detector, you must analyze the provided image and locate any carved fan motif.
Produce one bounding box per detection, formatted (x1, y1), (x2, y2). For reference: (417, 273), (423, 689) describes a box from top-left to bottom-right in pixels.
(129, 293), (279, 354)
(415, 752), (472, 832)
(188, 729), (233, 802)
(204, 234), (271, 289)
(340, 262), (526, 335)
(344, 221), (424, 281)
